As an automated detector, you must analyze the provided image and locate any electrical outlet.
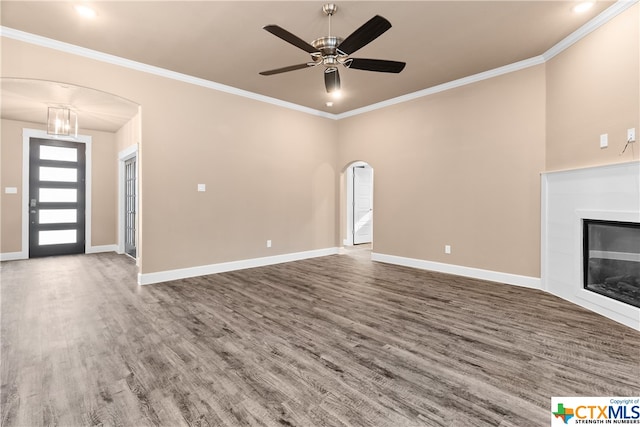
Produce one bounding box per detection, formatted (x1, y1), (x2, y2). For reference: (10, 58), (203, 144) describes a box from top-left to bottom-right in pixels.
(600, 134), (608, 149)
(628, 128), (636, 143)
(445, 245), (451, 254)
(266, 240), (272, 248)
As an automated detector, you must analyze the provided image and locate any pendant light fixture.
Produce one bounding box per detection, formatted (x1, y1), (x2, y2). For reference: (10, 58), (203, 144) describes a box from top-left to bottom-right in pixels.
(47, 106), (78, 138)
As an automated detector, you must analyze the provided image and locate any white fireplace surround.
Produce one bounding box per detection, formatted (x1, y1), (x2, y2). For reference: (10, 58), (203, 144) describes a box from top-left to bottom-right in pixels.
(542, 161), (640, 330)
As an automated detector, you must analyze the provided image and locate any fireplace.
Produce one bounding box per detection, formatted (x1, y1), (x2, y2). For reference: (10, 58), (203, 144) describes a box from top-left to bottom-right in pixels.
(543, 161), (640, 329)
(583, 219), (640, 309)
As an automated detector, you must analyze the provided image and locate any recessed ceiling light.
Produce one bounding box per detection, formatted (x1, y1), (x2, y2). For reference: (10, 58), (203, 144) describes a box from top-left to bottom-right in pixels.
(573, 1), (594, 13)
(74, 4), (97, 19)
(326, 101), (334, 107)
(331, 90), (342, 100)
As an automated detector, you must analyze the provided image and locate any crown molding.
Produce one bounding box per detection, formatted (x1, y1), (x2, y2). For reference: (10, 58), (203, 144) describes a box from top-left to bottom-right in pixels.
(1, 0), (636, 121)
(0, 26), (338, 120)
(336, 55), (545, 120)
(543, 0), (638, 61)
(338, 0), (638, 119)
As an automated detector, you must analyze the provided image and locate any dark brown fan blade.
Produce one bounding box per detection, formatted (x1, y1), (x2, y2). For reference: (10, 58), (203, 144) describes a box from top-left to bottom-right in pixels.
(263, 25), (317, 53)
(337, 15), (391, 55)
(259, 63), (315, 76)
(324, 69), (341, 93)
(345, 58), (406, 73)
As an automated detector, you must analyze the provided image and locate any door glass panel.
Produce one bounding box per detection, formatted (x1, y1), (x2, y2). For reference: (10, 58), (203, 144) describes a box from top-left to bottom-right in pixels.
(40, 146), (77, 162)
(39, 209), (77, 224)
(39, 188), (77, 203)
(39, 167), (77, 182)
(39, 229), (77, 245)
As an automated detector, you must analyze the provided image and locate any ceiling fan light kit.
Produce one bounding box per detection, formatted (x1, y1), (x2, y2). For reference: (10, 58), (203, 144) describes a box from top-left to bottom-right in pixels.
(260, 3), (406, 96)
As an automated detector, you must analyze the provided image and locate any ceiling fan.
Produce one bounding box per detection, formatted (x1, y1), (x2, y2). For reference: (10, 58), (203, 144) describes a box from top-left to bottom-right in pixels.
(259, 3), (406, 94)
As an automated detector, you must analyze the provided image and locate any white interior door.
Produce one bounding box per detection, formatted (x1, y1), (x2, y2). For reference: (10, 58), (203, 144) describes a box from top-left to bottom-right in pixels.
(353, 166), (373, 244)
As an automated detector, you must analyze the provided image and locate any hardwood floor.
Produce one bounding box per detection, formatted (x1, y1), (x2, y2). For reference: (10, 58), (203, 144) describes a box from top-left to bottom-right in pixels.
(1, 252), (639, 427)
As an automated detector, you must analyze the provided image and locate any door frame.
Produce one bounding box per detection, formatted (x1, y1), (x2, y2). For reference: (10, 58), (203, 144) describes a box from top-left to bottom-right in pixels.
(20, 128), (92, 259)
(118, 144), (138, 260)
(344, 161), (373, 246)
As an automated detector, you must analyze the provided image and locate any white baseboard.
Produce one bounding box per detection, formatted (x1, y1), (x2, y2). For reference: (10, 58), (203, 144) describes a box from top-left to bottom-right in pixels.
(139, 247), (339, 286)
(371, 252), (541, 289)
(1, 245), (117, 261)
(86, 244), (118, 254)
(0, 251), (27, 261)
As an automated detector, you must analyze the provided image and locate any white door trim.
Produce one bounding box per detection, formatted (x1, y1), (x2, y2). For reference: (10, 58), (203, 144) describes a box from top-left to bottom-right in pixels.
(21, 128), (92, 259)
(118, 144), (138, 257)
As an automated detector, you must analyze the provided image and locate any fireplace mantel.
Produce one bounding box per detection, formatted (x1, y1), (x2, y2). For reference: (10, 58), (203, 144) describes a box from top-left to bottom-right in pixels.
(541, 161), (640, 330)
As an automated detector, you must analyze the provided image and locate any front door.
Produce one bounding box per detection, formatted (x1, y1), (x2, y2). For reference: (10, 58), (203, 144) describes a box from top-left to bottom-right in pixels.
(29, 138), (86, 257)
(353, 166), (373, 245)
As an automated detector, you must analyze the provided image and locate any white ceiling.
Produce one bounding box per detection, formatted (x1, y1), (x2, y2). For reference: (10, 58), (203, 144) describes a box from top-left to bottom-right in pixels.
(0, 1), (618, 131)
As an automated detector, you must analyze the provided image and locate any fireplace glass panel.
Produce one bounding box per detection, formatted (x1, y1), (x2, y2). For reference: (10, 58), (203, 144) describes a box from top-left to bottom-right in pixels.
(583, 219), (640, 308)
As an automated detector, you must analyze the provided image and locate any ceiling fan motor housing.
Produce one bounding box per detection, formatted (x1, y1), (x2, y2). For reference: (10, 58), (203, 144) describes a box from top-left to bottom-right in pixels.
(312, 36), (343, 55)
(312, 36), (345, 69)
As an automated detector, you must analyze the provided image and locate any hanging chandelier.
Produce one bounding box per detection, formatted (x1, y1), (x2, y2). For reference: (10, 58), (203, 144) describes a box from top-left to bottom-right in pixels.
(47, 106), (78, 138)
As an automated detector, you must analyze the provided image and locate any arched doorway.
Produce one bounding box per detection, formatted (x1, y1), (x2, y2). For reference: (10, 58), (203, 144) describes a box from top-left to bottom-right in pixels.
(344, 161), (374, 247)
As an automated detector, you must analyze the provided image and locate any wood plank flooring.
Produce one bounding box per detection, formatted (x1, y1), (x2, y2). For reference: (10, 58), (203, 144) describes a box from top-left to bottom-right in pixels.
(1, 252), (639, 427)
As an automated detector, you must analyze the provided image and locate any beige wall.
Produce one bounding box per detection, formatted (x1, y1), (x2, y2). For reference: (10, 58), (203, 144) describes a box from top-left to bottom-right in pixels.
(0, 118), (118, 252)
(1, 38), (338, 273)
(91, 127), (118, 246)
(546, 4), (640, 170)
(116, 112), (141, 154)
(338, 65), (546, 278)
(139, 83), (337, 273)
(0, 119), (26, 253)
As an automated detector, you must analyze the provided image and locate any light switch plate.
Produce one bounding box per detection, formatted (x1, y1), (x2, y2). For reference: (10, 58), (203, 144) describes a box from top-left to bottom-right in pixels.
(197, 184), (206, 192)
(4, 187), (17, 194)
(600, 134), (608, 149)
